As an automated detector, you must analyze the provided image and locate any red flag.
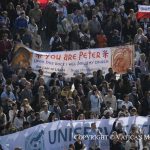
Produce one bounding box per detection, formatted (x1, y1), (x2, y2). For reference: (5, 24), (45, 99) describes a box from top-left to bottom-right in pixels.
(136, 5), (150, 20)
(37, 0), (52, 9)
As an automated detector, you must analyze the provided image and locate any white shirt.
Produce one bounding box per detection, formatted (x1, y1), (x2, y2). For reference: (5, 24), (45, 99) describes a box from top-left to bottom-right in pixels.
(13, 117), (26, 129)
(9, 109), (18, 122)
(104, 95), (117, 111)
(40, 111), (50, 122)
(49, 36), (62, 46)
(28, 23), (38, 34)
(90, 94), (103, 114)
(120, 101), (133, 110)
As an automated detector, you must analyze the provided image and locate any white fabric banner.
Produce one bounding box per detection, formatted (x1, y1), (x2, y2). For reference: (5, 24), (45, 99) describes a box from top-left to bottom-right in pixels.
(11, 45), (134, 77)
(31, 48), (111, 77)
(0, 117), (150, 150)
(138, 5), (150, 12)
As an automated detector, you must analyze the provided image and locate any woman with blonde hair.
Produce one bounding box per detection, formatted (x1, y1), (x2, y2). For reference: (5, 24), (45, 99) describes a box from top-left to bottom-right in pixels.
(137, 53), (149, 74)
(38, 86), (45, 105)
(77, 113), (85, 120)
(134, 28), (146, 44)
(21, 98), (32, 118)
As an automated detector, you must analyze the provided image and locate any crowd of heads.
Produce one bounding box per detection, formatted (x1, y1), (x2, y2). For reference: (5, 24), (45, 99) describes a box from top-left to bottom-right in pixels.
(0, 0), (150, 150)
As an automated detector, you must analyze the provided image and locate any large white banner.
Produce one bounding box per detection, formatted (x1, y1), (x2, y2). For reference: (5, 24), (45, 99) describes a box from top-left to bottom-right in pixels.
(11, 45), (134, 77)
(32, 48), (111, 77)
(0, 117), (150, 150)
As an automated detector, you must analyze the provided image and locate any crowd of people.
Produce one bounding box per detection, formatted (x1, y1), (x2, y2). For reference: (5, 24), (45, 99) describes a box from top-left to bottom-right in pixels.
(0, 0), (150, 150)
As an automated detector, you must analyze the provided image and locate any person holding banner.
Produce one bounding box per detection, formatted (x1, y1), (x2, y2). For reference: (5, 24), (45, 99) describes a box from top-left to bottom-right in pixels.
(89, 122), (101, 150)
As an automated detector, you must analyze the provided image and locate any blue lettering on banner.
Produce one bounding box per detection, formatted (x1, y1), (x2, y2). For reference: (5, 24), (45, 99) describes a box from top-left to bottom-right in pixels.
(58, 129), (67, 142)
(49, 130), (56, 144)
(46, 61), (54, 65)
(34, 59), (44, 63)
(84, 127), (91, 135)
(74, 127), (82, 135)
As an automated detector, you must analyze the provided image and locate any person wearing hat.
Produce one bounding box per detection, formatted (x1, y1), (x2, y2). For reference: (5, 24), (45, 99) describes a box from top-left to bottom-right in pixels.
(101, 109), (113, 119)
